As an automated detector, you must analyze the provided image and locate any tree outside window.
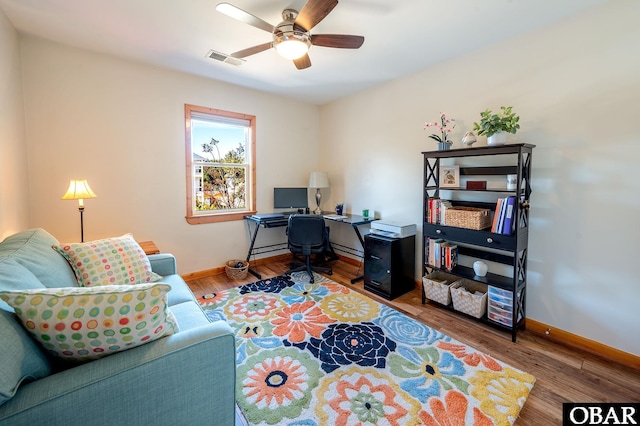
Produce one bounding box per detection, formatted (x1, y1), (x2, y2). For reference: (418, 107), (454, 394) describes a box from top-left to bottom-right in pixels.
(185, 104), (256, 224)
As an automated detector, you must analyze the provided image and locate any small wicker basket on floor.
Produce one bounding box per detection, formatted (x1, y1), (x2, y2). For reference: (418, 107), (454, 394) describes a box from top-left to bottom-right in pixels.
(225, 260), (249, 280)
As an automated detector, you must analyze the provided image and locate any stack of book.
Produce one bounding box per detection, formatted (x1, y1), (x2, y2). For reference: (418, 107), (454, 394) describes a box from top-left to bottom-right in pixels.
(425, 237), (458, 271)
(426, 197), (452, 225)
(491, 196), (517, 235)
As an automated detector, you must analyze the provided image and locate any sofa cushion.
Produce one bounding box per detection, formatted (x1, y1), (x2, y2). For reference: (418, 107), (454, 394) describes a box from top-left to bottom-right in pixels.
(0, 259), (53, 407)
(0, 258), (46, 311)
(0, 310), (54, 407)
(0, 228), (77, 288)
(161, 274), (198, 306)
(169, 301), (211, 331)
(0, 283), (178, 362)
(52, 234), (161, 287)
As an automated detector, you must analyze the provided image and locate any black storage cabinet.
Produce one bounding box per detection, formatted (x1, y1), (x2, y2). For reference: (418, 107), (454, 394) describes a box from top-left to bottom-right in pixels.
(364, 234), (415, 300)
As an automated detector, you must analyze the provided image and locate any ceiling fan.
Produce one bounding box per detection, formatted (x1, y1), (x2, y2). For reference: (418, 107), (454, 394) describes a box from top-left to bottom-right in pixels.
(216, 0), (364, 70)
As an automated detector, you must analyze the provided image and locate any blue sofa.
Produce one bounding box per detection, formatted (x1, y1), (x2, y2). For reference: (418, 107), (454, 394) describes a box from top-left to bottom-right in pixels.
(0, 228), (236, 426)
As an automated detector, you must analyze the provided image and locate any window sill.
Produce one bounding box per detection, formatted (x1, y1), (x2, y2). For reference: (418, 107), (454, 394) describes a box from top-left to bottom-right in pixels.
(186, 210), (256, 224)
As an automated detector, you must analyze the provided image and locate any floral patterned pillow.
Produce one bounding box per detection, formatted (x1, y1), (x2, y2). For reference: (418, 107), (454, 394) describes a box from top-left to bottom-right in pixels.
(0, 283), (178, 362)
(53, 234), (161, 287)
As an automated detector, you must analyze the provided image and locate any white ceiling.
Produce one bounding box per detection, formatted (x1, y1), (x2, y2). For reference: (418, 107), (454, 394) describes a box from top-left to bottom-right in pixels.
(1, 0), (606, 105)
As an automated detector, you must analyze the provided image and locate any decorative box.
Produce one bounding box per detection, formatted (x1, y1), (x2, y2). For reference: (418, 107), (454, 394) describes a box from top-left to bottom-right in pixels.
(466, 181), (487, 190)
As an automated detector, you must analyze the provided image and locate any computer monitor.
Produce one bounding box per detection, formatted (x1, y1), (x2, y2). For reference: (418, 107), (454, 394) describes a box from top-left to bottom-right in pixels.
(273, 187), (308, 209)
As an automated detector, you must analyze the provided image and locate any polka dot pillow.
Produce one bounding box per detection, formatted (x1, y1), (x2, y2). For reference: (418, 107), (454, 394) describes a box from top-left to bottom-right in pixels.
(0, 283), (178, 362)
(53, 234), (161, 287)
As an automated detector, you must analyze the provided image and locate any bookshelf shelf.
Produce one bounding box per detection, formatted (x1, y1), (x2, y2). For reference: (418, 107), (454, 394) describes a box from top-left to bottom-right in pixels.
(421, 143), (535, 342)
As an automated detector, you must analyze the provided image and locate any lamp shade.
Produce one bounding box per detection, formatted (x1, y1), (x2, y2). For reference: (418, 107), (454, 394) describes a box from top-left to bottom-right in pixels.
(61, 180), (97, 201)
(309, 172), (329, 189)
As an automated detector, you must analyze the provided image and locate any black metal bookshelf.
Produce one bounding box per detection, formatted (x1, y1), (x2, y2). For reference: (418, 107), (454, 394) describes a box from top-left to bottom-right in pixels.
(421, 143), (535, 342)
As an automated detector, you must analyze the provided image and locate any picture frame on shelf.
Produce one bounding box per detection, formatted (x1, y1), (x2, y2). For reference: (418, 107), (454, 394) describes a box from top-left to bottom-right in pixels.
(439, 165), (460, 188)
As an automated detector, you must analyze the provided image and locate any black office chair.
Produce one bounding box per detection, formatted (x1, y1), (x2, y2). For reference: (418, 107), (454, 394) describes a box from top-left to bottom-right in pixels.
(284, 214), (332, 283)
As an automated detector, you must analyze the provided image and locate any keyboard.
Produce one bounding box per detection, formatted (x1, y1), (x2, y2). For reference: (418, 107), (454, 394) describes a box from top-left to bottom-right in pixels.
(251, 213), (285, 220)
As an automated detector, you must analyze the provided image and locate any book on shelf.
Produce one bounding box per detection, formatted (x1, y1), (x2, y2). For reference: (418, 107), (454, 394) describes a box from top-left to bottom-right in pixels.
(427, 197), (438, 224)
(443, 243), (458, 272)
(427, 198), (452, 225)
(496, 196), (508, 234)
(434, 238), (443, 268)
(427, 237), (443, 268)
(491, 198), (503, 233)
(501, 196), (516, 235)
(440, 200), (452, 225)
(426, 238), (457, 271)
(493, 197), (507, 234)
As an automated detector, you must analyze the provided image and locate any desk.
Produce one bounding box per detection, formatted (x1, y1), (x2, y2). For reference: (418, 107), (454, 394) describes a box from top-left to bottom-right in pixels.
(244, 215), (289, 279)
(244, 213), (377, 282)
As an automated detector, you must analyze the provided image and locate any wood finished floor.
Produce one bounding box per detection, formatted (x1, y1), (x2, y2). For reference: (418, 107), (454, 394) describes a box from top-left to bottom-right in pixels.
(186, 258), (640, 426)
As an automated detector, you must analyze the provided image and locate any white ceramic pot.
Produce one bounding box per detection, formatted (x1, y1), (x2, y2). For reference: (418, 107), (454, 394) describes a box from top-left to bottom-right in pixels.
(487, 131), (507, 146)
(473, 261), (488, 277)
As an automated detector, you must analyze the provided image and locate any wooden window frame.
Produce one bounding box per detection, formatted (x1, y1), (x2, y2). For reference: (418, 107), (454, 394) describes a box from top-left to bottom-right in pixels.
(185, 104), (256, 224)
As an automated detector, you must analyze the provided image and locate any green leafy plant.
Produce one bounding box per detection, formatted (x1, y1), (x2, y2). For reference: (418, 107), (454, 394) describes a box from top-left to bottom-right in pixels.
(472, 106), (520, 137)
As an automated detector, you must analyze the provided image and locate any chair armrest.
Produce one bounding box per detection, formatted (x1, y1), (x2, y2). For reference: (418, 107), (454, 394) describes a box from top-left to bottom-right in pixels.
(0, 321), (236, 426)
(148, 253), (177, 276)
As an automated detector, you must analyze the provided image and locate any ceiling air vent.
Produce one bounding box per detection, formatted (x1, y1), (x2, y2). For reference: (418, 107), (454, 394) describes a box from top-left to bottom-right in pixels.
(206, 50), (244, 66)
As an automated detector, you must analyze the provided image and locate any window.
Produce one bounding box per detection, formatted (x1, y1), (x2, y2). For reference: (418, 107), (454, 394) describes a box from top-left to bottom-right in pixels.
(185, 104), (256, 224)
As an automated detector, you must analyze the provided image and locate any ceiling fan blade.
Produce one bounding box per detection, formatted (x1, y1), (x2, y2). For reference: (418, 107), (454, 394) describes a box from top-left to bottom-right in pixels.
(216, 3), (275, 33)
(295, 0), (338, 31)
(311, 34), (364, 49)
(230, 42), (273, 58)
(294, 54), (312, 70)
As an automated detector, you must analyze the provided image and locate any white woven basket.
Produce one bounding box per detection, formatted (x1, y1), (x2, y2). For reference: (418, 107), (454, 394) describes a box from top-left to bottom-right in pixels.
(422, 271), (458, 306)
(450, 279), (488, 318)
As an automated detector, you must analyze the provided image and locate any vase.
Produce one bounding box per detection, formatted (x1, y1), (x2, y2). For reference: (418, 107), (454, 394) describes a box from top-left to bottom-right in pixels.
(473, 261), (488, 277)
(487, 132), (507, 146)
(438, 142), (451, 151)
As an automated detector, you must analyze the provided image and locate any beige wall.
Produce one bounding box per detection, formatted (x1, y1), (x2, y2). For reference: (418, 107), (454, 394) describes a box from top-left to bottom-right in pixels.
(319, 0), (640, 356)
(4, 1), (638, 357)
(19, 36), (320, 273)
(0, 7), (29, 238)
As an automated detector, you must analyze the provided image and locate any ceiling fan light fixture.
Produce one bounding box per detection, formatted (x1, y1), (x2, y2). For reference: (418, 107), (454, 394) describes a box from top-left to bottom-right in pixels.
(274, 31), (310, 60)
(216, 2), (364, 69)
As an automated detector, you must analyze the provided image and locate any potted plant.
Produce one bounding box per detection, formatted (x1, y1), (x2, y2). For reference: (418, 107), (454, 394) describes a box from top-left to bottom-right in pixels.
(425, 112), (455, 150)
(472, 106), (520, 146)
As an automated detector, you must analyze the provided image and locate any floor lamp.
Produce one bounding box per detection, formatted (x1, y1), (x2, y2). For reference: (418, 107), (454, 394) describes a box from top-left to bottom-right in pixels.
(62, 179), (97, 242)
(309, 171), (329, 215)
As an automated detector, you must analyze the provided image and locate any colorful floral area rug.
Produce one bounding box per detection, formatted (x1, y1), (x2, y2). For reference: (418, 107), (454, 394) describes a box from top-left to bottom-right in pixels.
(201, 273), (535, 426)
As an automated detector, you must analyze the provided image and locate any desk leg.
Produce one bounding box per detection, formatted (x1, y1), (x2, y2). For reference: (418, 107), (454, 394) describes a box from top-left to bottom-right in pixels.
(350, 224), (366, 284)
(245, 221), (262, 279)
(323, 227), (339, 262)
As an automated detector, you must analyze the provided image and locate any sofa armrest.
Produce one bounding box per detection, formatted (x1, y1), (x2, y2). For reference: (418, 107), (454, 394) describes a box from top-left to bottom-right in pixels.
(0, 321), (236, 426)
(148, 253), (177, 276)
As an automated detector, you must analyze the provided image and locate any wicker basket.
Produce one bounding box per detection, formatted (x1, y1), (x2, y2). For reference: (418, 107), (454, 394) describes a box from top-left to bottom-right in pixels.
(450, 279), (488, 318)
(225, 260), (249, 280)
(422, 271), (458, 306)
(445, 206), (491, 230)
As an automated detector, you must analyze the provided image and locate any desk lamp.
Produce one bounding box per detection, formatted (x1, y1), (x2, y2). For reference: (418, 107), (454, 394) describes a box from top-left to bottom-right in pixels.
(62, 179), (97, 242)
(309, 171), (329, 215)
